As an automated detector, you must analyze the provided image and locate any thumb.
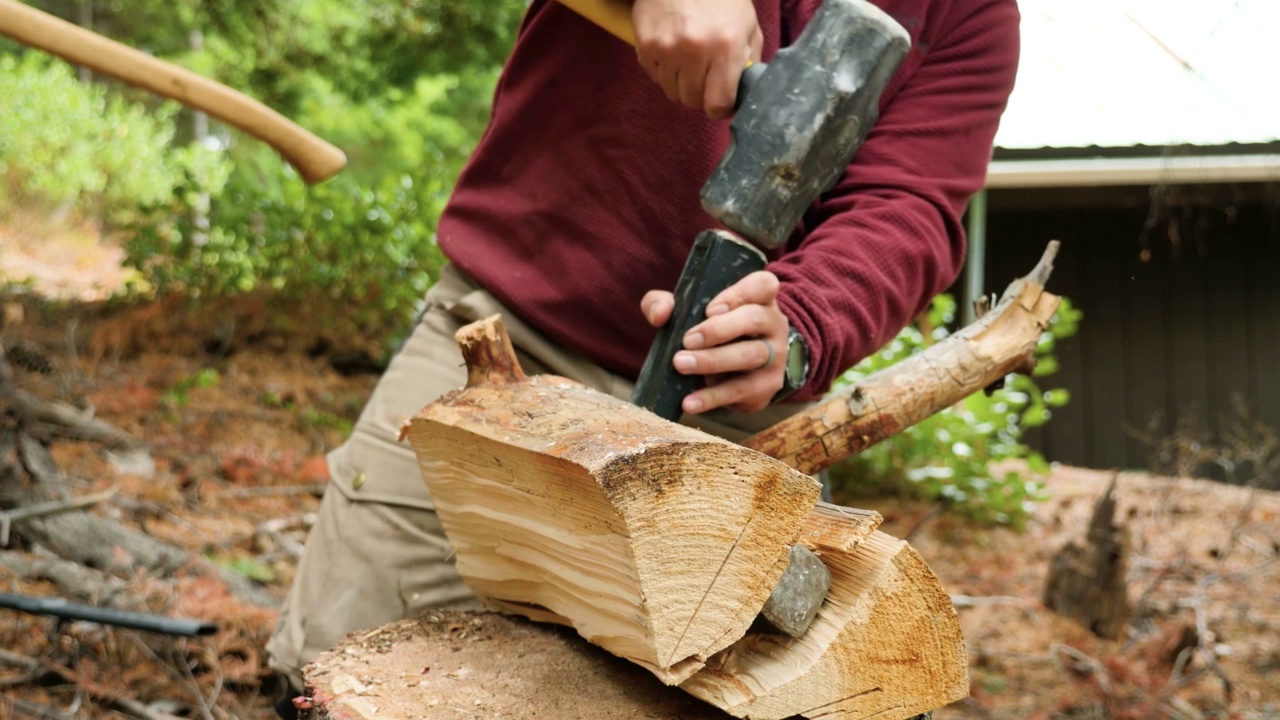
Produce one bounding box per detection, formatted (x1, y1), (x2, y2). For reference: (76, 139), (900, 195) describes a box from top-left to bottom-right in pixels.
(640, 290), (675, 328)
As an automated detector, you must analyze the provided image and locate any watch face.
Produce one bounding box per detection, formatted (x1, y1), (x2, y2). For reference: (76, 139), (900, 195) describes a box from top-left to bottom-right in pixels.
(786, 331), (809, 388)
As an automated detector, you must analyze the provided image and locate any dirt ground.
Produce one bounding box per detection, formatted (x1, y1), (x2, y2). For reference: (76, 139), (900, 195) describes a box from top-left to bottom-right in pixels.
(2, 235), (1278, 720)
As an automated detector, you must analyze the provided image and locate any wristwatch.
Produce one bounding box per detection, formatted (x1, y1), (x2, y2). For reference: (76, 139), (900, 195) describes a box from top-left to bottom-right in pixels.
(772, 326), (810, 404)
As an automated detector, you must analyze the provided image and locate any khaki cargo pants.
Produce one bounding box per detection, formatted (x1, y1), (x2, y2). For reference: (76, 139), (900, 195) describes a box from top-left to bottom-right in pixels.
(266, 263), (814, 689)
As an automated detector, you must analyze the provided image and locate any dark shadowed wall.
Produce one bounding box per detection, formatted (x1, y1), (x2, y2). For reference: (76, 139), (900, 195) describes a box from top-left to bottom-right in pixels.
(967, 183), (1280, 474)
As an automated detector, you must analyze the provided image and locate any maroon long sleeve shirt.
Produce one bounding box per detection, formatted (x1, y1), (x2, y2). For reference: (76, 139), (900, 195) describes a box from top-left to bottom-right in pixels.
(436, 0), (1020, 401)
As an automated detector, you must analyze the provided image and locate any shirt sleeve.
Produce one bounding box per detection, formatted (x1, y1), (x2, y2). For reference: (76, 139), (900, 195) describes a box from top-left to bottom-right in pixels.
(769, 0), (1021, 401)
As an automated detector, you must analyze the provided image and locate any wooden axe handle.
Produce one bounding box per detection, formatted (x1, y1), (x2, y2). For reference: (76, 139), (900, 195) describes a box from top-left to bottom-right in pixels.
(556, 0), (636, 45)
(0, 0), (346, 184)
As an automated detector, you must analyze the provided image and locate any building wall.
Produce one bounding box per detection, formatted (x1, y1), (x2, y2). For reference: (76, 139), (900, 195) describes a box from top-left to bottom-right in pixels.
(977, 185), (1280, 474)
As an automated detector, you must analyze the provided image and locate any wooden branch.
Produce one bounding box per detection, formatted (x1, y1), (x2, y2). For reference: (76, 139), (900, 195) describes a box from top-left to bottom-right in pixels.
(745, 240), (1061, 476)
(0, 488), (117, 546)
(0, 464), (278, 609)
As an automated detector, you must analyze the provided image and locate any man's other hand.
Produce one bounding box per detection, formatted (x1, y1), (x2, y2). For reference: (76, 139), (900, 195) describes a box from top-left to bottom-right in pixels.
(640, 270), (788, 415)
(632, 0), (763, 120)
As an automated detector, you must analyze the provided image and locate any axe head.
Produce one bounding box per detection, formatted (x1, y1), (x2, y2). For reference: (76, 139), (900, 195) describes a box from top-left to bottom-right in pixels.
(701, 0), (911, 249)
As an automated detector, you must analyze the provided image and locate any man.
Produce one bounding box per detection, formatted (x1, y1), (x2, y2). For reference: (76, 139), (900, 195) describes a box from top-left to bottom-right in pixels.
(267, 0), (1019, 710)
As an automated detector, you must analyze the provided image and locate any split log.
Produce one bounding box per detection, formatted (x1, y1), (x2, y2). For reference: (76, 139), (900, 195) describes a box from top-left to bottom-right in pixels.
(401, 328), (823, 683)
(682, 530), (966, 719)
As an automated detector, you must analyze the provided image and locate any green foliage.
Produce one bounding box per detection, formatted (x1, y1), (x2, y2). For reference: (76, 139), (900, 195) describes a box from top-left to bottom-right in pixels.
(828, 295), (1083, 527)
(118, 50), (500, 338)
(4, 1), (528, 347)
(207, 551), (277, 583)
(161, 367), (221, 408)
(297, 407), (355, 436)
(0, 53), (229, 224)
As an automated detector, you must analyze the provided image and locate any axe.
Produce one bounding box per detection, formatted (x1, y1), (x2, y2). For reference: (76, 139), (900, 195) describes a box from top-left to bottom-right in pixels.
(0, 0), (346, 184)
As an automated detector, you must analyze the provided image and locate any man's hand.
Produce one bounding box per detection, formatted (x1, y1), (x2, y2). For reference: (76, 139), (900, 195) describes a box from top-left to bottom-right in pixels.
(640, 270), (789, 415)
(632, 0), (763, 120)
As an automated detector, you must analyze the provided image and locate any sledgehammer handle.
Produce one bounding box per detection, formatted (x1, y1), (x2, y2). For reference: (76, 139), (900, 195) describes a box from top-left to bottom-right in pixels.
(556, 0), (636, 45)
(0, 0), (346, 184)
(556, 0), (766, 108)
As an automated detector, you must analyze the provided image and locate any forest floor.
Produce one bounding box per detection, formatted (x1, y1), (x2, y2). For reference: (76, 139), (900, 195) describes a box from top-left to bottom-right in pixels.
(2, 231), (1279, 720)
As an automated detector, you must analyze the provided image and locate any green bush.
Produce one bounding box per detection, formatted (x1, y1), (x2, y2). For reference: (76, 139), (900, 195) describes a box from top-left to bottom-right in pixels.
(0, 52), (228, 224)
(120, 70), (485, 342)
(828, 293), (1082, 527)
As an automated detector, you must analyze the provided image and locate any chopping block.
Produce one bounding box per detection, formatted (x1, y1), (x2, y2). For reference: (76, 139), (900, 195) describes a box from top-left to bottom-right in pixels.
(399, 316), (824, 685)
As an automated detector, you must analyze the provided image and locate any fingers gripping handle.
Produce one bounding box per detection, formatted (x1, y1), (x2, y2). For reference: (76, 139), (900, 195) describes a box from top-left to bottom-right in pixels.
(555, 0), (765, 112)
(631, 230), (767, 421)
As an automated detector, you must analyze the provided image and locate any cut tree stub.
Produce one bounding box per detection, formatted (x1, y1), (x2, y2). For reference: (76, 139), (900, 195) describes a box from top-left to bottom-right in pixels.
(402, 316), (822, 684)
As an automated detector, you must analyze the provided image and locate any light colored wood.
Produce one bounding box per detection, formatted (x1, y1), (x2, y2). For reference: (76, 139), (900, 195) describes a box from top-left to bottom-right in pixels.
(797, 501), (881, 553)
(401, 316), (823, 684)
(681, 530), (967, 719)
(745, 241), (1061, 476)
(0, 0), (346, 184)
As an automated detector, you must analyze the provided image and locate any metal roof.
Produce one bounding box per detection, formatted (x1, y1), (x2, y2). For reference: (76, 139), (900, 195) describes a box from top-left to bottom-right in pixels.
(993, 0), (1280, 152)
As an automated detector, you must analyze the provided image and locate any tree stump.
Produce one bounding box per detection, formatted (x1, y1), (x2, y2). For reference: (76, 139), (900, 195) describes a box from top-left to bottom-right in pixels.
(1043, 474), (1132, 639)
(300, 611), (732, 720)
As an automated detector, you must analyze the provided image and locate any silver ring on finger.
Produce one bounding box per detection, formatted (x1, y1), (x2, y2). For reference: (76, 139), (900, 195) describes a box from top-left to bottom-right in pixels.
(756, 339), (775, 371)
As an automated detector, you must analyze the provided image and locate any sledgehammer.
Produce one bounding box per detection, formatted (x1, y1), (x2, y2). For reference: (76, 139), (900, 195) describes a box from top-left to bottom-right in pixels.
(557, 0), (910, 638)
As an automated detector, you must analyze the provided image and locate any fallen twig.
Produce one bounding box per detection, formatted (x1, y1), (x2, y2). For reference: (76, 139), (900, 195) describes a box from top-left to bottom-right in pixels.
(903, 500), (948, 543)
(253, 513), (315, 561)
(226, 483), (326, 499)
(0, 647), (44, 687)
(1051, 642), (1114, 696)
(170, 641), (219, 720)
(13, 388), (143, 450)
(0, 647), (186, 720)
(0, 488), (117, 546)
(6, 697), (78, 720)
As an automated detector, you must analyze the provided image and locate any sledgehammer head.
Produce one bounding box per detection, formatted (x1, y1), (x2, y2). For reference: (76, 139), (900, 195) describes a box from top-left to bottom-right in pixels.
(701, 0), (911, 249)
